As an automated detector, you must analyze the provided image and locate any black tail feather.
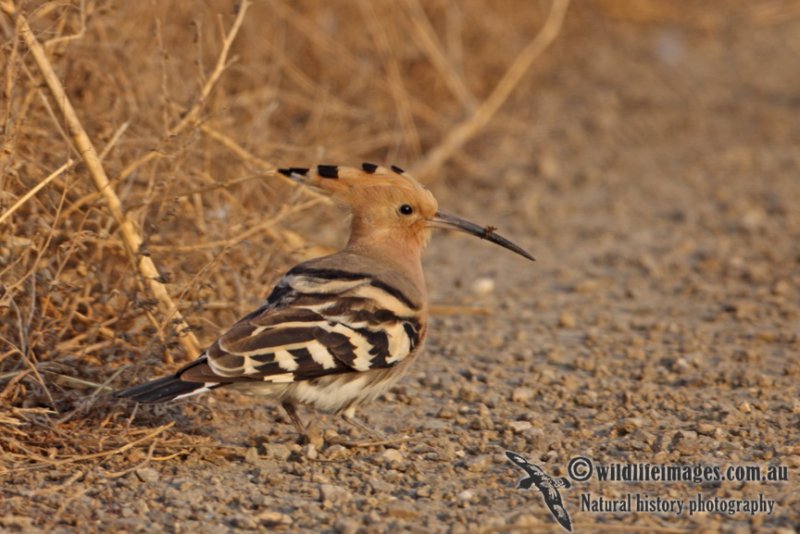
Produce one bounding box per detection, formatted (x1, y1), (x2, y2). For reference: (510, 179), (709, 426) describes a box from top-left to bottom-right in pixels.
(115, 374), (206, 403)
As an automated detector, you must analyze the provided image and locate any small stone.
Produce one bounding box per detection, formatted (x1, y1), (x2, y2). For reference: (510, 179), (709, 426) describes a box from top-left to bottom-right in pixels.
(738, 401), (752, 414)
(320, 484), (351, 508)
(266, 443), (292, 461)
(437, 407), (456, 419)
(415, 485), (431, 498)
(696, 423), (716, 436)
(257, 511), (293, 526)
(333, 518), (360, 534)
(674, 358), (691, 373)
(233, 514), (259, 529)
(135, 467), (159, 483)
(382, 448), (404, 465)
(369, 478), (392, 494)
(508, 420), (533, 433)
(558, 312), (576, 328)
(244, 447), (260, 464)
(386, 501), (418, 519)
(511, 387), (533, 403)
(325, 444), (349, 460)
(472, 278), (495, 295)
(458, 489), (474, 501)
(465, 454), (492, 473)
(562, 374), (580, 392)
(305, 444), (318, 460)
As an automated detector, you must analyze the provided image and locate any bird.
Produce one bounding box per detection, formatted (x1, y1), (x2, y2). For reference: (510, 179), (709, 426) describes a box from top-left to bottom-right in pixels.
(505, 451), (572, 532)
(116, 163), (534, 439)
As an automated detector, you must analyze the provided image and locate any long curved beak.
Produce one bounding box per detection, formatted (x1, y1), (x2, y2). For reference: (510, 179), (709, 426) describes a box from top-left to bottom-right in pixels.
(430, 211), (535, 261)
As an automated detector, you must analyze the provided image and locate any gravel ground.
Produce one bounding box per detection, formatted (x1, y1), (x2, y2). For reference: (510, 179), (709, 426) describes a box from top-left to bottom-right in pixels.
(3, 3), (799, 533)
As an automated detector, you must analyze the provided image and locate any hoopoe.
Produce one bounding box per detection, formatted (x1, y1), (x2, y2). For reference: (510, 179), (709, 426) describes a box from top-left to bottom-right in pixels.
(116, 164), (533, 438)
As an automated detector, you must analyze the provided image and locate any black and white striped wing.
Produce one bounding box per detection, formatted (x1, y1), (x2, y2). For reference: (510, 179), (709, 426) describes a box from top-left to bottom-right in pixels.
(204, 265), (424, 383)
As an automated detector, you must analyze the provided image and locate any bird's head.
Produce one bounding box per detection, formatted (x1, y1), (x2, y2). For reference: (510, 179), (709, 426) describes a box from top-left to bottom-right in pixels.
(278, 164), (534, 261)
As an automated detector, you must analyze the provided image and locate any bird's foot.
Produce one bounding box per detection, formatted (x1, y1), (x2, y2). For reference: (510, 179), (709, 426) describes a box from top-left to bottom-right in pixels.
(327, 408), (412, 448)
(340, 411), (385, 441)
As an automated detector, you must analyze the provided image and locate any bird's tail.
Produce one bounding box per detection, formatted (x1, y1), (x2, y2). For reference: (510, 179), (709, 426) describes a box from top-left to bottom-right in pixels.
(115, 373), (212, 403)
(115, 356), (224, 403)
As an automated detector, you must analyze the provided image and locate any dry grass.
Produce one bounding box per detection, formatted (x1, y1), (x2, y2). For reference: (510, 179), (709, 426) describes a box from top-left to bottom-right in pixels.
(0, 0), (573, 478)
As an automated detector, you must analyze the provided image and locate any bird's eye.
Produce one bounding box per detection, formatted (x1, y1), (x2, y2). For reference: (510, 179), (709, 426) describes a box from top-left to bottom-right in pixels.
(399, 204), (414, 216)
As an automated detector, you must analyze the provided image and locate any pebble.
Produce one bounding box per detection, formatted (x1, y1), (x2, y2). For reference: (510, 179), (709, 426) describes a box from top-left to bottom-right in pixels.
(135, 468), (159, 483)
(508, 420), (532, 433)
(266, 444), (292, 461)
(386, 501), (418, 519)
(415, 485), (431, 498)
(325, 444), (349, 460)
(333, 518), (360, 534)
(471, 278), (495, 295)
(696, 423), (716, 436)
(465, 454), (492, 472)
(320, 484), (352, 507)
(511, 387), (533, 403)
(305, 444), (318, 460)
(437, 407), (456, 419)
(458, 489), (474, 502)
(382, 448), (404, 465)
(257, 511), (293, 526)
(369, 478), (393, 494)
(558, 311), (576, 328)
(244, 447), (260, 464)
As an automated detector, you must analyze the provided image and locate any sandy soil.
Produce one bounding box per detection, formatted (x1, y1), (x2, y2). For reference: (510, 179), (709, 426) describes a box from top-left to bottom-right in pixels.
(2, 1), (799, 533)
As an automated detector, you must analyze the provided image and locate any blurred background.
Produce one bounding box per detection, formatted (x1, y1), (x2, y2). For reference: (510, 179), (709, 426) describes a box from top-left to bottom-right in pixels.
(1, 0), (799, 530)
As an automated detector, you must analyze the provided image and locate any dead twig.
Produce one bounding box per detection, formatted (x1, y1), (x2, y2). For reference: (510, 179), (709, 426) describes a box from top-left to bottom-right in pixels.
(0, 159), (73, 226)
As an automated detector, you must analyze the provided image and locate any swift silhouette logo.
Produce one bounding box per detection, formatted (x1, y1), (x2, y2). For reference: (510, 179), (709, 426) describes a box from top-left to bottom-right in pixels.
(505, 451), (573, 532)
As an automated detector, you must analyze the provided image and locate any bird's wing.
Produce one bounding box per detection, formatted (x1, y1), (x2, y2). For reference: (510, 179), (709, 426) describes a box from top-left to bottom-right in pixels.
(541, 486), (572, 532)
(188, 261), (425, 384)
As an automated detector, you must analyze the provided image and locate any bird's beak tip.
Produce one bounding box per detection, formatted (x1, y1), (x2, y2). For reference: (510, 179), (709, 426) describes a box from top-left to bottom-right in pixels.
(431, 211), (535, 262)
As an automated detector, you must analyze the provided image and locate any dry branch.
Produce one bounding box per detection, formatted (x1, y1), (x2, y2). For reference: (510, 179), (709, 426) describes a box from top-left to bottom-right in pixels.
(0, 159), (73, 226)
(412, 0), (571, 181)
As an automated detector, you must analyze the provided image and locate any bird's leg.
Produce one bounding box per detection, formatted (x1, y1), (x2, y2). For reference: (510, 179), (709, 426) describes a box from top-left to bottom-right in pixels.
(281, 401), (308, 439)
(341, 412), (385, 441)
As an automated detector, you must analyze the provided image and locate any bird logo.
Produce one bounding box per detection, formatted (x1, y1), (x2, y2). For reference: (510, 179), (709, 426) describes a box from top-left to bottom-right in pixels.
(505, 451), (573, 532)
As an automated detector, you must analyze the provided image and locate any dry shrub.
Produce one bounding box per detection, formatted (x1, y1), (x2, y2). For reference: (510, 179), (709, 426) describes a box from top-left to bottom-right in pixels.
(0, 0), (569, 475)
